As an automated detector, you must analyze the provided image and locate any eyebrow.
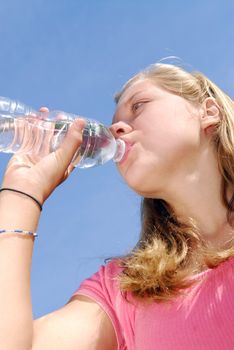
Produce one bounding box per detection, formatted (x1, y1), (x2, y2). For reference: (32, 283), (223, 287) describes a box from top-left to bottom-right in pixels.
(124, 90), (146, 105)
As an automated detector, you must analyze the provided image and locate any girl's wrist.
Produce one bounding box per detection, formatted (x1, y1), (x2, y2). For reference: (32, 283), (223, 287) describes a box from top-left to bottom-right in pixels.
(0, 190), (41, 233)
(1, 177), (45, 205)
(0, 188), (43, 212)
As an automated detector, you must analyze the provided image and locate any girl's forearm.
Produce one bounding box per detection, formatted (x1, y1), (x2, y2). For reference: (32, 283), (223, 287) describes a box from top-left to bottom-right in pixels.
(0, 191), (41, 350)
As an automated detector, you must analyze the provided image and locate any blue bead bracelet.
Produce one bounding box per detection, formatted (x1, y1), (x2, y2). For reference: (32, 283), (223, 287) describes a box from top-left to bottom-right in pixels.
(0, 229), (38, 237)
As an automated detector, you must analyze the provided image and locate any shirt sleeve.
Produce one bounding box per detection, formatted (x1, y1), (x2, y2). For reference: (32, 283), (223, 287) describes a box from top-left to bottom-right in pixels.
(69, 259), (135, 350)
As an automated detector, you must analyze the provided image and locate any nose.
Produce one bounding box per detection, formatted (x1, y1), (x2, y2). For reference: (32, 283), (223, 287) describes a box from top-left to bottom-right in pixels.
(110, 121), (133, 138)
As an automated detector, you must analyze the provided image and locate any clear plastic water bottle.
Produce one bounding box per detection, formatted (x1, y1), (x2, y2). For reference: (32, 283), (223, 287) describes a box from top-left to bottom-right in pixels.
(0, 96), (126, 168)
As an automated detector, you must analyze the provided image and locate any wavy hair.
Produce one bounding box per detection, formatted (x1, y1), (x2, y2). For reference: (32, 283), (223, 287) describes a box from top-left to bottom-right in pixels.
(112, 63), (234, 304)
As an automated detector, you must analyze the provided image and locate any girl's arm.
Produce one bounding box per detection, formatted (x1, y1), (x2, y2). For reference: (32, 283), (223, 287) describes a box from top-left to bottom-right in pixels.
(0, 190), (40, 349)
(0, 116), (86, 349)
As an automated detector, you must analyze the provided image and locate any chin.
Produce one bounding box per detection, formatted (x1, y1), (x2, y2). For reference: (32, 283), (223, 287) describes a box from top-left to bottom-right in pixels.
(119, 162), (164, 198)
(130, 185), (162, 198)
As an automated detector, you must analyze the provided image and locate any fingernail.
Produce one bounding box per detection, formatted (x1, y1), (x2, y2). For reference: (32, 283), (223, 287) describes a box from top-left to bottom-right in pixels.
(74, 118), (86, 130)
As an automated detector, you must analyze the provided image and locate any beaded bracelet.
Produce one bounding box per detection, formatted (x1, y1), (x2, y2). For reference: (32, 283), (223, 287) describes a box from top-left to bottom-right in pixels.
(0, 229), (38, 237)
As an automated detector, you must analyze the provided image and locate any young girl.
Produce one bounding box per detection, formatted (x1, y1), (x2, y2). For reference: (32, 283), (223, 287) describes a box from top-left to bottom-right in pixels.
(0, 63), (233, 349)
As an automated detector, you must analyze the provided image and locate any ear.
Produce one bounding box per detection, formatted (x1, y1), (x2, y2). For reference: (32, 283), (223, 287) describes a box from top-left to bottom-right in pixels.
(200, 97), (221, 135)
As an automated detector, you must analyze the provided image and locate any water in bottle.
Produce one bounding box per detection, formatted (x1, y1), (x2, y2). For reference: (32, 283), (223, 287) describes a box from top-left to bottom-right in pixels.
(0, 96), (126, 168)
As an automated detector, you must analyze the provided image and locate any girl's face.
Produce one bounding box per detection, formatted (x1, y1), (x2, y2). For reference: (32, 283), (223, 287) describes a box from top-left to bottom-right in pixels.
(111, 79), (205, 198)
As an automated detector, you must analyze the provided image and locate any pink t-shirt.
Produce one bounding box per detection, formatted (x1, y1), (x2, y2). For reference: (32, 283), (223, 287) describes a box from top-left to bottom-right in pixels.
(71, 256), (234, 349)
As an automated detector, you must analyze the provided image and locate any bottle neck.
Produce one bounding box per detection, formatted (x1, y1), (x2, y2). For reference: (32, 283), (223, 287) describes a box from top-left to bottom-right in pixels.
(113, 139), (126, 162)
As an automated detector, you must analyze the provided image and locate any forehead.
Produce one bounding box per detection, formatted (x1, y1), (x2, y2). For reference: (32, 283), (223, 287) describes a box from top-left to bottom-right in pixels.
(117, 79), (159, 106)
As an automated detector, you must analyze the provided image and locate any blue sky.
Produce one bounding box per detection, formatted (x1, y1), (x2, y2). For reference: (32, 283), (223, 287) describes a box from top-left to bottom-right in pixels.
(0, 0), (234, 318)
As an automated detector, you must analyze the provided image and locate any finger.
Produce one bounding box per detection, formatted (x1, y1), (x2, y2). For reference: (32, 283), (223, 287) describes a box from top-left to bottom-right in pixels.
(39, 107), (49, 113)
(66, 163), (76, 176)
(54, 118), (86, 171)
(58, 163), (75, 185)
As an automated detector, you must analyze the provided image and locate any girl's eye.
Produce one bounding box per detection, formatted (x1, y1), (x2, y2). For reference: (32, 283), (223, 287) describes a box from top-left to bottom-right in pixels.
(132, 101), (145, 112)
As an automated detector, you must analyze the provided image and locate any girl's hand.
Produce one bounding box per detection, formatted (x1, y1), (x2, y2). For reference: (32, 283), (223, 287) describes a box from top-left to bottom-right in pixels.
(1, 107), (86, 205)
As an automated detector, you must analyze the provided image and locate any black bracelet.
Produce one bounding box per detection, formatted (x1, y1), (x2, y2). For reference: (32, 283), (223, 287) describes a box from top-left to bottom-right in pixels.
(0, 188), (43, 211)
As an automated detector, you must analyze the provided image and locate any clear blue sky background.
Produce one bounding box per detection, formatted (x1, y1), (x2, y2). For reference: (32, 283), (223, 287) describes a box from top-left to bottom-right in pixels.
(0, 0), (233, 318)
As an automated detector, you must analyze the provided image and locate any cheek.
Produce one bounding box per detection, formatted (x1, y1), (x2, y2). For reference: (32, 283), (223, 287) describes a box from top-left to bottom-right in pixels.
(145, 115), (201, 161)
(118, 119), (201, 195)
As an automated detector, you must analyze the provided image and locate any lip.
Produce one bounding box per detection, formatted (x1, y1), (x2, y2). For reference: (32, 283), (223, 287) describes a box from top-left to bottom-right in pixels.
(117, 140), (133, 165)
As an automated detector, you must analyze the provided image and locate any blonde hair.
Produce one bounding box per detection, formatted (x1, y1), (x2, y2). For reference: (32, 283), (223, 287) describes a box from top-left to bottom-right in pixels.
(113, 63), (234, 304)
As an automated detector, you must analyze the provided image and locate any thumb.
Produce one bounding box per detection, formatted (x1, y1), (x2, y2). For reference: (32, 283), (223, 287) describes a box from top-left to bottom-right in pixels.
(54, 118), (86, 171)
